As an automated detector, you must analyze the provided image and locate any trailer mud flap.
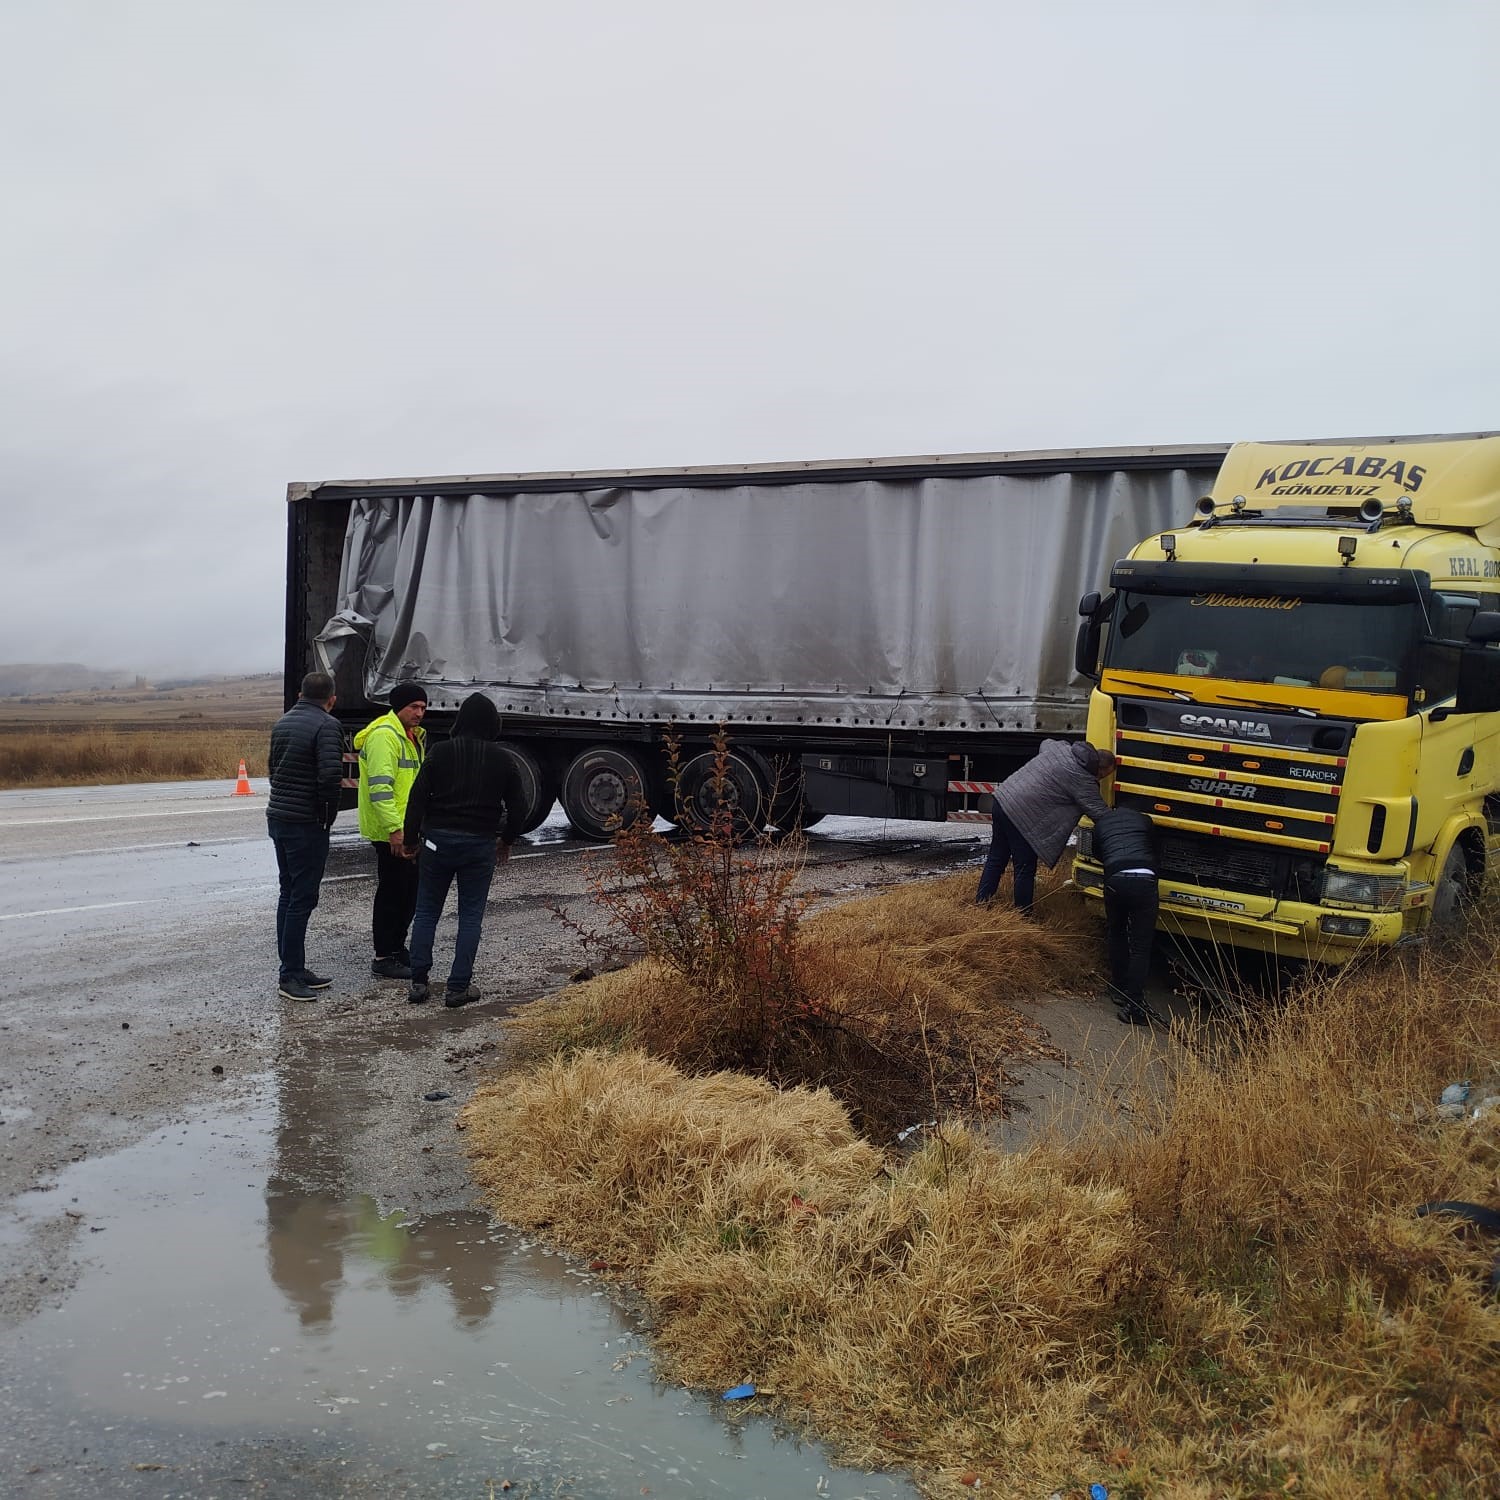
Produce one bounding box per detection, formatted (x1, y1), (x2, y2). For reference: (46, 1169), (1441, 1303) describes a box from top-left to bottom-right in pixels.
(801, 753), (948, 821)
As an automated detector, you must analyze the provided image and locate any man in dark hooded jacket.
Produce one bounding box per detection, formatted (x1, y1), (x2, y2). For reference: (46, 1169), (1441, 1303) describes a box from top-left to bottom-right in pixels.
(400, 694), (524, 1008)
(1092, 805), (1161, 1025)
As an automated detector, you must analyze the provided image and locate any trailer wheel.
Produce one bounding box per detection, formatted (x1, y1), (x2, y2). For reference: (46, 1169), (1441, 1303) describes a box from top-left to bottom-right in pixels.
(495, 742), (558, 836)
(561, 746), (653, 841)
(674, 748), (769, 838)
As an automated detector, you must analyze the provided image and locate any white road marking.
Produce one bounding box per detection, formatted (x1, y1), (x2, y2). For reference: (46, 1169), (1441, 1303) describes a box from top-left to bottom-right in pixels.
(0, 899), (146, 921)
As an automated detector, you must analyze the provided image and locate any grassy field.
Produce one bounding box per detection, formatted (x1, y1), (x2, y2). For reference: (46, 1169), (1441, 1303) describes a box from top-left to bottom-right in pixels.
(464, 868), (1500, 1498)
(0, 675), (281, 788)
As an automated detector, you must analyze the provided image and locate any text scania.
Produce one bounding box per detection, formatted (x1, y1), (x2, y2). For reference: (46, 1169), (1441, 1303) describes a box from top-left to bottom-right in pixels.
(1255, 455), (1426, 493)
(1179, 713), (1272, 739)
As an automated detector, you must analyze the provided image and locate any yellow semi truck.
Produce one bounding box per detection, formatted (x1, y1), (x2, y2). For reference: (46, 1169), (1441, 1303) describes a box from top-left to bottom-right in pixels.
(1072, 433), (1500, 962)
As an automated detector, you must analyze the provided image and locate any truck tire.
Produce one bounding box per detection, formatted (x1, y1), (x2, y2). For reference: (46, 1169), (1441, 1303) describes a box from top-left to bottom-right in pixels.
(560, 745), (653, 841)
(1431, 842), (1476, 931)
(495, 742), (558, 836)
(674, 748), (769, 838)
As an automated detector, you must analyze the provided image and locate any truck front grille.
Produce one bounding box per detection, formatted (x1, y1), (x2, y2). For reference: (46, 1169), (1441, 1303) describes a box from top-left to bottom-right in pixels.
(1114, 707), (1348, 857)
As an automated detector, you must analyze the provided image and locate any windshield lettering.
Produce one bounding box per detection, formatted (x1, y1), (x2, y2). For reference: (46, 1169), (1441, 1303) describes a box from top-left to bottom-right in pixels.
(1191, 594), (1301, 610)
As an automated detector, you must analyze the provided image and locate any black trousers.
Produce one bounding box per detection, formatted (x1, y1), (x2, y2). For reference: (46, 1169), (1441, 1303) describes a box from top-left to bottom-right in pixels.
(371, 840), (420, 958)
(1103, 871), (1158, 1006)
(976, 803), (1040, 910)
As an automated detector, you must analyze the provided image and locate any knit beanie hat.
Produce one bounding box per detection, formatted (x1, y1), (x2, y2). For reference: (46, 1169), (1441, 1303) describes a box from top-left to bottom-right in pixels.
(388, 681), (429, 712)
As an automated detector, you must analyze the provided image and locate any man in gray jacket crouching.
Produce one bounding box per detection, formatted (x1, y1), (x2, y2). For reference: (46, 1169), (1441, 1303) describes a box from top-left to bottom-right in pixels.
(976, 740), (1114, 913)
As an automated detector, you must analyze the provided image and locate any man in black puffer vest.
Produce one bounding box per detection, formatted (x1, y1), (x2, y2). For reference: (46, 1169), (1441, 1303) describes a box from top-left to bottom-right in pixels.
(1091, 806), (1161, 1025)
(267, 671), (344, 1002)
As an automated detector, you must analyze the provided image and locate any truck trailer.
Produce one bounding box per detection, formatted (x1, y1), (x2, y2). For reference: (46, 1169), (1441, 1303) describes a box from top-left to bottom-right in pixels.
(1072, 432), (1500, 962)
(285, 445), (1225, 838)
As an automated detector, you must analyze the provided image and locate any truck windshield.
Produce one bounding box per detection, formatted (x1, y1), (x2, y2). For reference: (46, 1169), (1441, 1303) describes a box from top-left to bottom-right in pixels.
(1106, 591), (1416, 696)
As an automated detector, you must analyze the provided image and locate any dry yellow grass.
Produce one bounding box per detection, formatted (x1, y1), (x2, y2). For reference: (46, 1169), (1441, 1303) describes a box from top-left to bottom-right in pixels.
(507, 867), (1098, 1136)
(0, 727), (268, 788)
(466, 887), (1500, 1497)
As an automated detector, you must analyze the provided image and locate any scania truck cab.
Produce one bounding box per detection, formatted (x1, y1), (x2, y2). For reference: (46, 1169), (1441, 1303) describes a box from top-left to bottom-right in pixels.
(1073, 434), (1500, 963)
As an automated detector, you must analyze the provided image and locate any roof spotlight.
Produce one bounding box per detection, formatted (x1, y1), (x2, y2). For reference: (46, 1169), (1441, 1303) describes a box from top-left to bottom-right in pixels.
(1160, 532), (1177, 557)
(1231, 495), (1247, 513)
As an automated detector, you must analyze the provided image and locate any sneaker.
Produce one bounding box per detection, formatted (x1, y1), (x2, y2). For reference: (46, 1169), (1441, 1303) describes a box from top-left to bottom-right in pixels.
(407, 981), (430, 1005)
(371, 956), (413, 980)
(299, 971), (333, 990)
(444, 985), (481, 1009)
(1116, 1003), (1151, 1026)
(278, 976), (319, 1002)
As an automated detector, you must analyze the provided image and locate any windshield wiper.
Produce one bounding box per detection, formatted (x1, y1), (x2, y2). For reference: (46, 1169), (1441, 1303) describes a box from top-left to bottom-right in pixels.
(1107, 675), (1194, 701)
(1208, 689), (1318, 718)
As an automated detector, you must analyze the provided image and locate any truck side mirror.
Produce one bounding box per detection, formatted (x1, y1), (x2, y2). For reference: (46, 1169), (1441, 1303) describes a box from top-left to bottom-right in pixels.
(1075, 618), (1102, 681)
(1078, 590), (1101, 618)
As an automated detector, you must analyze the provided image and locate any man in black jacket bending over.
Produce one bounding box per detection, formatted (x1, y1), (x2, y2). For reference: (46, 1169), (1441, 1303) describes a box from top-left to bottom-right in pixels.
(267, 671), (344, 1002)
(1092, 806), (1161, 1026)
(401, 693), (525, 1008)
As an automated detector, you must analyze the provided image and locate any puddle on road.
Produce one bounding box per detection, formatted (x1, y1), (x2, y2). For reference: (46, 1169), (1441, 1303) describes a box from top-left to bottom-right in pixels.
(3, 1078), (915, 1499)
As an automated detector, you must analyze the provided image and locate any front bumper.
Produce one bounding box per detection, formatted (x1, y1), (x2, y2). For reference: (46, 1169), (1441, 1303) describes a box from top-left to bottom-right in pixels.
(1071, 859), (1407, 963)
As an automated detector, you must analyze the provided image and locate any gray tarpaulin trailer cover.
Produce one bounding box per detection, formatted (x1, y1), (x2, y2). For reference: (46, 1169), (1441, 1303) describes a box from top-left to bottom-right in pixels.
(287, 446), (1227, 832)
(305, 455), (1222, 735)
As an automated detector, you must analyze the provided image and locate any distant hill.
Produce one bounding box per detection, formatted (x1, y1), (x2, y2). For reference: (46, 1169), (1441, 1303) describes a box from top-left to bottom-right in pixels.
(0, 670), (282, 726)
(0, 663), (134, 697)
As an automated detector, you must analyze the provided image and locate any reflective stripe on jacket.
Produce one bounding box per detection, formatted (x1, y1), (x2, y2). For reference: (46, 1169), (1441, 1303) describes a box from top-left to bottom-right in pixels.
(354, 711), (426, 840)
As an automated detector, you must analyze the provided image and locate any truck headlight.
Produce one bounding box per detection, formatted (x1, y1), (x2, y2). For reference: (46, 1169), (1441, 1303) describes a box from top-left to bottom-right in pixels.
(1320, 914), (1372, 937)
(1321, 869), (1405, 910)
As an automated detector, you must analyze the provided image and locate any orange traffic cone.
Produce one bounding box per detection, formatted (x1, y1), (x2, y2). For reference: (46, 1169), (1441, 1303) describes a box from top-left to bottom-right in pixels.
(232, 759), (253, 796)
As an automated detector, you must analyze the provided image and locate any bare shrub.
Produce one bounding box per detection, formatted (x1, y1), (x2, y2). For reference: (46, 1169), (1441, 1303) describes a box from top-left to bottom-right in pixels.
(555, 730), (813, 1079)
(527, 857), (1097, 1138)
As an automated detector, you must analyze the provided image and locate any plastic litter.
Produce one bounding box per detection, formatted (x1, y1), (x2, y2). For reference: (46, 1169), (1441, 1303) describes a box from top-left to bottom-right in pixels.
(722, 1382), (756, 1400)
(1090, 1486), (1110, 1500)
(1437, 1081), (1472, 1120)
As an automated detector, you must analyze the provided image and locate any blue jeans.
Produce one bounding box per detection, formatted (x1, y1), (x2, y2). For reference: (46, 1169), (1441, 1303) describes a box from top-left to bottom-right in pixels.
(407, 830), (498, 990)
(269, 819), (331, 981)
(976, 802), (1039, 911)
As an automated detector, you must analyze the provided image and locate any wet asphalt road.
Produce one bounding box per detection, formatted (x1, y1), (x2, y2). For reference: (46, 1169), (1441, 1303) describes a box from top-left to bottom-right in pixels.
(0, 779), (984, 1497)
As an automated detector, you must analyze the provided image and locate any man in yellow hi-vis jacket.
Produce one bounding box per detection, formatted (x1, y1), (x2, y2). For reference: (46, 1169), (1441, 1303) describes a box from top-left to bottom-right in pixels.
(355, 682), (428, 978)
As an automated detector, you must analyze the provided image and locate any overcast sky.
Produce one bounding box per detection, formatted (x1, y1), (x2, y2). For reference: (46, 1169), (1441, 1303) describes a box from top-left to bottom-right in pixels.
(3, 1), (1496, 675)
